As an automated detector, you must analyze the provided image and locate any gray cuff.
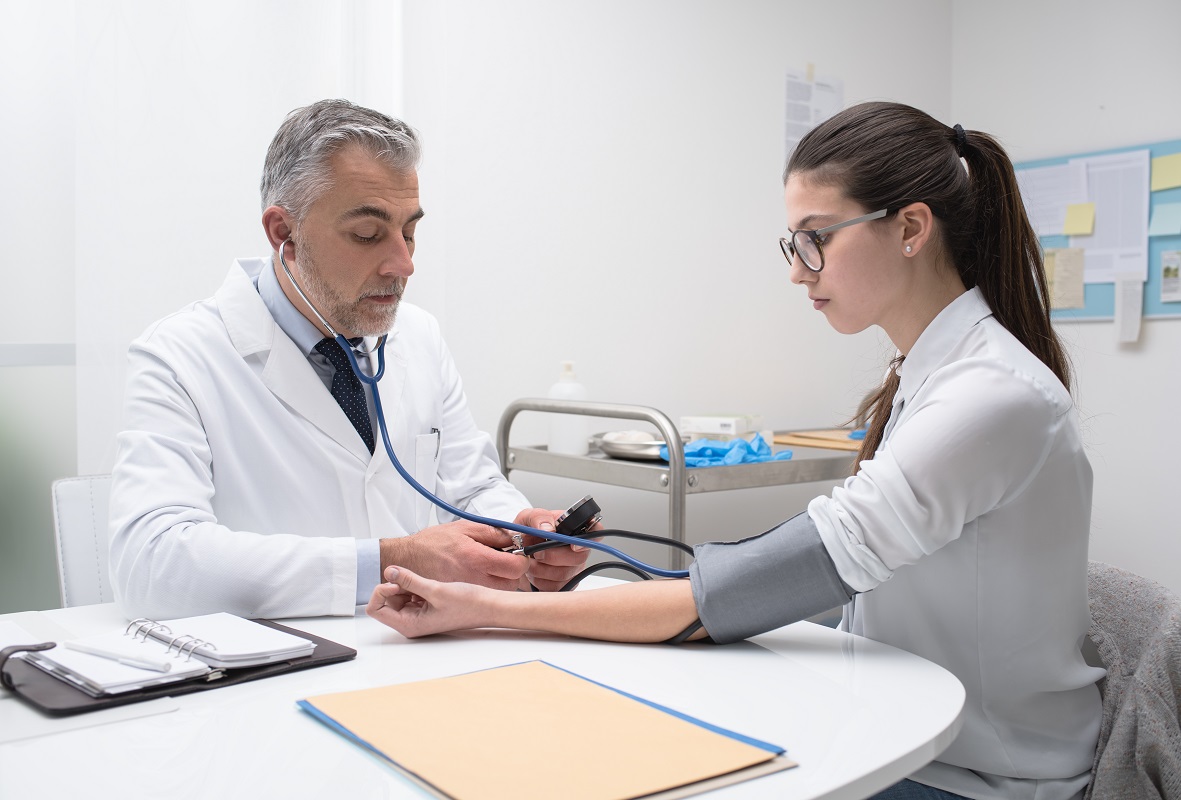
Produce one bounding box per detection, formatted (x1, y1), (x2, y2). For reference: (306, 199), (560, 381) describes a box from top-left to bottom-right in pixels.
(689, 512), (854, 644)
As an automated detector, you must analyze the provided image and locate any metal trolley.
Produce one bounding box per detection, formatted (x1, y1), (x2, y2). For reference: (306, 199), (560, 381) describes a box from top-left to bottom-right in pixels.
(496, 399), (857, 570)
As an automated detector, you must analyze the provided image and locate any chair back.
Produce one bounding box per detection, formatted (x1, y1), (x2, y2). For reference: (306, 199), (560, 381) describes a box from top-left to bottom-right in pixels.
(1085, 561), (1181, 798)
(50, 475), (114, 607)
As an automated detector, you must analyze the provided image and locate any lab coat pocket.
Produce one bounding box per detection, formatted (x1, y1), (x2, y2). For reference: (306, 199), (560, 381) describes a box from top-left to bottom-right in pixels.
(413, 431), (441, 529)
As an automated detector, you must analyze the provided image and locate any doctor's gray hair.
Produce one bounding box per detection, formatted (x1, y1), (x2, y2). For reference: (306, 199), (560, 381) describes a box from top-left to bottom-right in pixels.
(260, 99), (421, 221)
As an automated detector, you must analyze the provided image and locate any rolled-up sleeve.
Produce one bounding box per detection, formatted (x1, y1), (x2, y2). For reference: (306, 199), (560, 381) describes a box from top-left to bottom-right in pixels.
(811, 358), (1062, 593)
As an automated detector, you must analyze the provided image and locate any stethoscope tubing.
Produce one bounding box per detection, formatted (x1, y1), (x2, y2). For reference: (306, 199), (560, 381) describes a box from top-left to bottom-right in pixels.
(341, 338), (690, 579)
(278, 239), (690, 579)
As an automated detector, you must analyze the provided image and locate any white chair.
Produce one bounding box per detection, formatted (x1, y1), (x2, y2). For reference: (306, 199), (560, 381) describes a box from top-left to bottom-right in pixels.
(50, 475), (114, 607)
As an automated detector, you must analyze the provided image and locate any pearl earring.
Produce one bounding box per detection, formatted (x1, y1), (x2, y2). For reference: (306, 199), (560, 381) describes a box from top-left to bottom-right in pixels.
(905, 245), (913, 253)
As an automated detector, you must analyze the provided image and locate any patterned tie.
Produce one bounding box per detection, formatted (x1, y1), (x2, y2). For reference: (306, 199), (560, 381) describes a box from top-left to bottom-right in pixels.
(314, 338), (375, 454)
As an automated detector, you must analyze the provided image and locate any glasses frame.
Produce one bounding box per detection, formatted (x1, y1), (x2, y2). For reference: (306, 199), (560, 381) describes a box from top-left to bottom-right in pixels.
(780, 208), (891, 272)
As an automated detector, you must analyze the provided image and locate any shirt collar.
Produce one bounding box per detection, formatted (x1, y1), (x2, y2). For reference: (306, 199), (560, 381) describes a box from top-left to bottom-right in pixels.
(256, 255), (337, 357)
(895, 286), (993, 404)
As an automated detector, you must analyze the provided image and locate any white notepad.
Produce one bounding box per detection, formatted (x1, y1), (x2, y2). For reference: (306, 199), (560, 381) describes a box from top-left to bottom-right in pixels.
(149, 612), (315, 668)
(20, 613), (315, 696)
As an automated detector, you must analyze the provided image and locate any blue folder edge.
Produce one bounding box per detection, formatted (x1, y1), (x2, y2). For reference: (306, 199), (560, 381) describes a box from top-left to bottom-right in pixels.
(297, 659), (786, 778)
(541, 661), (785, 755)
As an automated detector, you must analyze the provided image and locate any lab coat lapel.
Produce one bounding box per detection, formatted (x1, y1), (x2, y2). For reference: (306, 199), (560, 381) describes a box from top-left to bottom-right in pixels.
(216, 260), (373, 465)
(264, 335), (375, 464)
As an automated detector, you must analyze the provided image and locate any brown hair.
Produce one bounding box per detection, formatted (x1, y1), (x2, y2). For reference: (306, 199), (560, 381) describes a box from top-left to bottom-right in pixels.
(785, 101), (1070, 466)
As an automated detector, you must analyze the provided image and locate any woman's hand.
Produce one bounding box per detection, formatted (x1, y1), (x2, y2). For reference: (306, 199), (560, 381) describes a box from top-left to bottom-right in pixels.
(366, 565), (494, 637)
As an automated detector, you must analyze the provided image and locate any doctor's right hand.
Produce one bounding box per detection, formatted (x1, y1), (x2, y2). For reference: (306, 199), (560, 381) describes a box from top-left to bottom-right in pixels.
(379, 522), (527, 592)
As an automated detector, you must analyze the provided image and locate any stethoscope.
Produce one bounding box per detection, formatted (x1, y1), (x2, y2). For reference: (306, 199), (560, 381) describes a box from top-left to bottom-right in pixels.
(277, 239), (691, 582)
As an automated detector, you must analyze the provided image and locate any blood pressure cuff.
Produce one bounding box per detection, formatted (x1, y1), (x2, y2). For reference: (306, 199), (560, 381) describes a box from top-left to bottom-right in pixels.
(688, 511), (854, 644)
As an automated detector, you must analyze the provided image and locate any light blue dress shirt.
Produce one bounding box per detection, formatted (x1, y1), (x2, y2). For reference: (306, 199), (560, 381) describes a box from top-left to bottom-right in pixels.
(255, 259), (380, 605)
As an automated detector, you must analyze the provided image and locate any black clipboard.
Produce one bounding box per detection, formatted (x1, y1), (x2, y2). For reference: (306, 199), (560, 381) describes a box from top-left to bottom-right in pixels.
(0, 619), (356, 717)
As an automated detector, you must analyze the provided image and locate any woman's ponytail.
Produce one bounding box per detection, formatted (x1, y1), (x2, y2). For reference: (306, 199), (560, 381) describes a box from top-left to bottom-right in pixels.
(955, 131), (1071, 391)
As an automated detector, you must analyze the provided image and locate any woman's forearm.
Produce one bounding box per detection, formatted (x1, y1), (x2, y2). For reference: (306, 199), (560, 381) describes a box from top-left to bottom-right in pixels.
(486, 578), (703, 642)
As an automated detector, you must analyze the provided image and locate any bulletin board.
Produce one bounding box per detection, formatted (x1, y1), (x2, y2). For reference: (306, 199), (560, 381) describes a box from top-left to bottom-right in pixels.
(1016, 137), (1181, 321)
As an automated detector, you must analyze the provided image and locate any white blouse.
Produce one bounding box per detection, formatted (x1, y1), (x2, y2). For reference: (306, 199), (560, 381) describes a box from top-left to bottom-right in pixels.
(809, 288), (1104, 800)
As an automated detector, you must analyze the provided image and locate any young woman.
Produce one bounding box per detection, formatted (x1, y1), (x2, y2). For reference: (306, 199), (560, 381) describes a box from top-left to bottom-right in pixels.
(366, 102), (1104, 800)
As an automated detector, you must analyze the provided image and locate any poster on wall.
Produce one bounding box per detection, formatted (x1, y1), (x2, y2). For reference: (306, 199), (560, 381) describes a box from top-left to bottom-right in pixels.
(785, 67), (843, 159)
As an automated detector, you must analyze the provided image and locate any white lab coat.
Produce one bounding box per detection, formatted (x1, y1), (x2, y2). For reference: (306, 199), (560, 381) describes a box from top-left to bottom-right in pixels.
(109, 259), (529, 620)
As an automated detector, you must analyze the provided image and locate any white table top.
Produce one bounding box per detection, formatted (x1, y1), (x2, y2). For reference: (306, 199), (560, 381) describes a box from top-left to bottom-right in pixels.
(0, 596), (964, 800)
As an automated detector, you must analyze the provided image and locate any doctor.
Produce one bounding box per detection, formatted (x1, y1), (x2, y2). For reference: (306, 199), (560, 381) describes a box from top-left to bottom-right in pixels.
(109, 99), (588, 620)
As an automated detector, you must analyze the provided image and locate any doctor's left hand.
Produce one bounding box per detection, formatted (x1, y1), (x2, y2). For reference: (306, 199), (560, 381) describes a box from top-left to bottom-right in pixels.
(514, 508), (594, 592)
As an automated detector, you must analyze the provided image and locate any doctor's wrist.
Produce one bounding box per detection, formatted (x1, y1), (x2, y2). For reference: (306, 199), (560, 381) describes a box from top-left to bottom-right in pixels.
(379, 536), (419, 576)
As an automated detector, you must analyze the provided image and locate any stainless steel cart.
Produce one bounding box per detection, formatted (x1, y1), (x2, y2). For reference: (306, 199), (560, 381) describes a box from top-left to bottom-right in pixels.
(496, 398), (857, 569)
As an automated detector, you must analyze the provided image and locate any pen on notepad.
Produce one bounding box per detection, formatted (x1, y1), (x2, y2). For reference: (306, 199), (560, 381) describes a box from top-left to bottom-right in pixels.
(63, 641), (173, 673)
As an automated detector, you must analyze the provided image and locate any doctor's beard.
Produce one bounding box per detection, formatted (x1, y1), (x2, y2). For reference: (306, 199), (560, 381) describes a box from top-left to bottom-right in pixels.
(294, 240), (406, 337)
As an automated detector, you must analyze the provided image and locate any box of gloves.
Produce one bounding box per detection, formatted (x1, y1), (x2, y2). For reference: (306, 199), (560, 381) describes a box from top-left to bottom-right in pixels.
(679, 414), (764, 441)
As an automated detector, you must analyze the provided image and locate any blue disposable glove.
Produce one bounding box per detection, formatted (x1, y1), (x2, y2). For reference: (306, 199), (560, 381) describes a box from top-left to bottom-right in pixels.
(660, 433), (793, 467)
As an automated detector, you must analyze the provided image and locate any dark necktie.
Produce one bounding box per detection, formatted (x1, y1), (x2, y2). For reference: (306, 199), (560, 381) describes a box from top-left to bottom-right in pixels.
(314, 338), (375, 454)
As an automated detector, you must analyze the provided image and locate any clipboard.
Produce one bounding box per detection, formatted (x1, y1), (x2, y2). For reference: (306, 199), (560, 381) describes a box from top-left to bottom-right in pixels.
(0, 619), (356, 717)
(773, 429), (864, 452)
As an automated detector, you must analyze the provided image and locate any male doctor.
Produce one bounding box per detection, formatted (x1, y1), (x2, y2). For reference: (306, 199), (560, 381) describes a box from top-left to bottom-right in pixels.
(109, 99), (588, 620)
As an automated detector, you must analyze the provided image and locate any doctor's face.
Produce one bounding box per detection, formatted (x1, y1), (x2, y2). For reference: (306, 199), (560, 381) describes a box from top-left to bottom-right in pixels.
(290, 146), (421, 338)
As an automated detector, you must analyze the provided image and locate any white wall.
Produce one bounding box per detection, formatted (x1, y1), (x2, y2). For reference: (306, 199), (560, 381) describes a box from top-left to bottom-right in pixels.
(952, 0), (1181, 593)
(401, 0), (953, 557)
(0, 0), (80, 612)
(0, 0), (402, 613)
(74, 0), (403, 473)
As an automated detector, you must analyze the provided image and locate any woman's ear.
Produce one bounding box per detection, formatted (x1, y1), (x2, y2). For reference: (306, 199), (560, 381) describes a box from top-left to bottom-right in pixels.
(261, 206), (295, 251)
(897, 202), (935, 257)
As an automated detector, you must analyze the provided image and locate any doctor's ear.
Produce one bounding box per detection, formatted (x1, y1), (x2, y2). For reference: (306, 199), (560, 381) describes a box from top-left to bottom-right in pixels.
(261, 206), (295, 251)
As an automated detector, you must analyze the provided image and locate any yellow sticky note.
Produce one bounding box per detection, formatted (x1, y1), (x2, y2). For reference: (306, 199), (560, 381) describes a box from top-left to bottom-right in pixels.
(1063, 202), (1096, 235)
(1152, 153), (1181, 192)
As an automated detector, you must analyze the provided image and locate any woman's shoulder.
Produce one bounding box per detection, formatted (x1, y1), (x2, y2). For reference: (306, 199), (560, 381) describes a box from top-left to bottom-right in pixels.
(936, 319), (1073, 416)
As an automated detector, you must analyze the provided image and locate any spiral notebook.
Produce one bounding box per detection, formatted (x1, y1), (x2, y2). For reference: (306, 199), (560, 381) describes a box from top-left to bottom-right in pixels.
(22, 613), (315, 697)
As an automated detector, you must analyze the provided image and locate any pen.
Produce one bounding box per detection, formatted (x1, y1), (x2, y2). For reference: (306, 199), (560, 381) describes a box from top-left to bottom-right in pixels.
(63, 641), (173, 673)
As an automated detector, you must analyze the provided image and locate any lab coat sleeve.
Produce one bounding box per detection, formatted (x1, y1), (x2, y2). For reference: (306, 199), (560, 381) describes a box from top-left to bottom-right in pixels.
(810, 358), (1063, 593)
(109, 335), (357, 620)
(424, 318), (531, 523)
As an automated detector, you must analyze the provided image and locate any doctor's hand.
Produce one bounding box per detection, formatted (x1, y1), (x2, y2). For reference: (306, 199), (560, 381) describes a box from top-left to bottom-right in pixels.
(513, 508), (595, 592)
(379, 522), (526, 592)
(368, 565), (493, 638)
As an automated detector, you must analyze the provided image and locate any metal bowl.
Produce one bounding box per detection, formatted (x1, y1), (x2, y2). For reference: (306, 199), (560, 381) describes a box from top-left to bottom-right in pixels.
(592, 431), (690, 461)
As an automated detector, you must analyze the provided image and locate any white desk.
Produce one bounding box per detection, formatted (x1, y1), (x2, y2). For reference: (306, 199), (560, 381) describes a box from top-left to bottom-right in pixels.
(0, 599), (964, 800)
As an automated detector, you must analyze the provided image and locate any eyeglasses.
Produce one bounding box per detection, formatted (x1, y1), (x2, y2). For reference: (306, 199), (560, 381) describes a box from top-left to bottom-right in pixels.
(779, 208), (890, 272)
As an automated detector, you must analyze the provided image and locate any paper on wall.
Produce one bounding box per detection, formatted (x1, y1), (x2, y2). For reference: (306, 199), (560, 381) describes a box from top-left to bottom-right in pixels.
(1150, 152), (1181, 192)
(1016, 162), (1088, 237)
(1062, 203), (1096, 235)
(1045, 248), (1085, 309)
(1070, 150), (1150, 283)
(1162, 251), (1181, 303)
(1114, 274), (1144, 344)
(1147, 202), (1181, 237)
(785, 67), (843, 159)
